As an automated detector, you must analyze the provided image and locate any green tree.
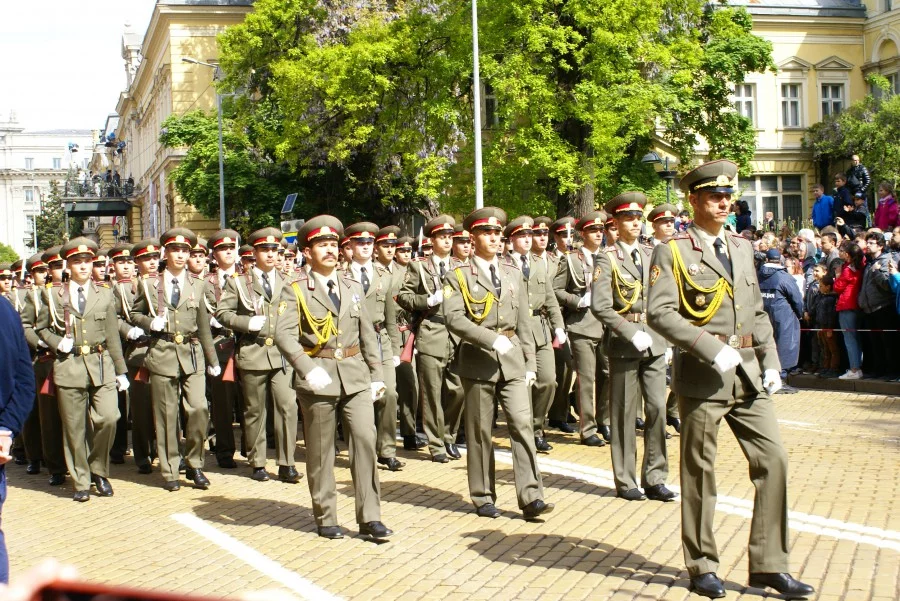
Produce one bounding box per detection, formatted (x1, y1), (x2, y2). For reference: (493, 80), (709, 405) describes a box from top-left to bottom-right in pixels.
(0, 242), (18, 263)
(35, 181), (81, 249)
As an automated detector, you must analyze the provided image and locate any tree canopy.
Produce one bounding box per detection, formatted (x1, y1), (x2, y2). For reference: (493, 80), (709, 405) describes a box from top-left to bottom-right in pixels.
(35, 181), (81, 249)
(0, 242), (18, 264)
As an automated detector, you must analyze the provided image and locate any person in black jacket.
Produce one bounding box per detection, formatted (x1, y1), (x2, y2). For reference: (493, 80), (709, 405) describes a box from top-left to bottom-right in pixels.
(834, 173), (853, 209)
(0, 296), (36, 582)
(846, 155), (871, 197)
(757, 249), (804, 393)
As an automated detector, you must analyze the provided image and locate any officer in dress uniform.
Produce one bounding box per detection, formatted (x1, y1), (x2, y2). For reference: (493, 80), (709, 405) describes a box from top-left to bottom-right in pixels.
(130, 229), (220, 491)
(108, 244), (138, 466)
(35, 238), (129, 501)
(452, 225), (472, 263)
(397, 216), (465, 463)
(91, 250), (110, 284)
(647, 160), (814, 599)
(591, 193), (675, 503)
(217, 227), (301, 483)
(391, 235), (424, 450)
(502, 216), (566, 453)
(554, 211), (611, 446)
(239, 244), (255, 273)
(6, 259), (39, 472)
(274, 216), (392, 540)
(546, 217), (577, 433)
(443, 207), (553, 520)
(188, 238), (209, 277)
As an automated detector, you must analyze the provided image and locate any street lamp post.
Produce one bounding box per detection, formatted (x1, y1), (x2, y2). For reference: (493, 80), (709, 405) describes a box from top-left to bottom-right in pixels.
(642, 151), (678, 205)
(471, 0), (484, 210)
(183, 57), (226, 229)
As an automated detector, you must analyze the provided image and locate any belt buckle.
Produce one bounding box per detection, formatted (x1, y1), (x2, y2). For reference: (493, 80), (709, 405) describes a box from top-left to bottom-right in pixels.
(334, 348), (344, 361)
(174, 333), (184, 344)
(264, 337), (274, 347)
(80, 344), (91, 355)
(640, 313), (647, 323)
(728, 335), (740, 349)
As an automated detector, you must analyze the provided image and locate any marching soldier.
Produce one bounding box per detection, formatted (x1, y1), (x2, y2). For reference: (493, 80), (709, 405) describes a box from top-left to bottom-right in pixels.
(647, 160), (813, 599)
(392, 236), (424, 450)
(591, 193), (675, 503)
(0, 264), (12, 300)
(274, 215), (392, 540)
(188, 238), (209, 277)
(443, 207), (553, 520)
(130, 228), (220, 491)
(502, 216), (566, 453)
(546, 217), (577, 434)
(554, 211), (611, 446)
(35, 238), (130, 501)
(6, 259), (38, 470)
(217, 227), (301, 483)
(397, 215), (465, 462)
(91, 250), (110, 284)
(451, 225), (472, 263)
(109, 244), (137, 465)
(239, 244), (255, 272)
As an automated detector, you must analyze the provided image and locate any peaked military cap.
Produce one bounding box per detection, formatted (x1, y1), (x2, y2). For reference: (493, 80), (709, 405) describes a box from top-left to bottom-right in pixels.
(284, 243), (298, 255)
(464, 207), (507, 232)
(193, 237), (209, 253)
(160, 227), (197, 249)
(604, 192), (647, 217)
(345, 222), (379, 242)
(26, 253), (47, 272)
(504, 215), (534, 238)
(93, 248), (110, 264)
(648, 203), (678, 223)
(680, 159), (738, 194)
(248, 227), (282, 247)
(396, 236), (413, 251)
(376, 225), (401, 244)
(210, 229), (240, 249)
(532, 216), (552, 233)
(132, 239), (161, 259)
(0, 264), (11, 277)
(298, 215), (344, 249)
(452, 224), (471, 241)
(239, 244), (254, 258)
(42, 246), (63, 265)
(551, 216), (576, 235)
(62, 237), (99, 260)
(576, 211), (607, 231)
(10, 260), (23, 277)
(425, 214), (456, 237)
(110, 243), (133, 261)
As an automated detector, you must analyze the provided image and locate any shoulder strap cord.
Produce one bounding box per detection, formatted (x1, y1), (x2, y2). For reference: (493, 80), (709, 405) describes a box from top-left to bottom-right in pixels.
(454, 268), (495, 324)
(666, 239), (733, 326)
(605, 250), (641, 314)
(290, 281), (337, 356)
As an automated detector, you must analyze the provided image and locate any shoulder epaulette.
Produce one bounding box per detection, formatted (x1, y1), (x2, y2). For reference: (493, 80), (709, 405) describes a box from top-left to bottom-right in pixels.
(99, 282), (110, 288)
(412, 257), (427, 262)
(670, 233), (691, 240)
(503, 260), (521, 271)
(189, 272), (202, 280)
(142, 273), (159, 280)
(50, 282), (62, 288)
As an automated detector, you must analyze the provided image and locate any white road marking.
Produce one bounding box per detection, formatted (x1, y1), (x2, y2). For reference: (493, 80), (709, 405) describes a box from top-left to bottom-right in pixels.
(172, 513), (343, 601)
(489, 451), (900, 552)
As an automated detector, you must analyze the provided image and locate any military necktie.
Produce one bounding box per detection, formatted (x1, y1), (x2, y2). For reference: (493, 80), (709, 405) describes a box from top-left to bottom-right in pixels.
(521, 255), (530, 280)
(439, 260), (446, 278)
(631, 249), (643, 280)
(261, 271), (272, 300)
(171, 278), (181, 307)
(360, 266), (370, 294)
(77, 286), (86, 314)
(713, 238), (733, 278)
(489, 264), (502, 297)
(327, 280), (341, 311)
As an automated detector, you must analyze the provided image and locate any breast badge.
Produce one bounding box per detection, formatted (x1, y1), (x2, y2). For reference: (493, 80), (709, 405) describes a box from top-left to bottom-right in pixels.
(688, 263), (700, 276)
(277, 301), (287, 315)
(593, 265), (602, 282)
(443, 284), (453, 299)
(649, 265), (661, 287)
(695, 293), (706, 307)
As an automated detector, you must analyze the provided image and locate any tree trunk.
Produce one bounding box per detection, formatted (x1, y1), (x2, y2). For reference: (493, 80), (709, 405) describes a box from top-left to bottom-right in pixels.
(572, 147), (595, 218)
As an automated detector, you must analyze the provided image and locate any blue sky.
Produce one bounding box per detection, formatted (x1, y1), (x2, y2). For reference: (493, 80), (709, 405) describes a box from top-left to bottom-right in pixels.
(0, 0), (156, 131)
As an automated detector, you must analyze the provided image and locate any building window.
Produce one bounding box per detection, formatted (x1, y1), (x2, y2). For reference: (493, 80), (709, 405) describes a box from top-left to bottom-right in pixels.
(780, 83), (802, 127)
(888, 73), (899, 96)
(741, 174), (806, 227)
(732, 83), (755, 125)
(24, 157), (33, 169)
(821, 84), (844, 117)
(483, 83), (499, 129)
(52, 157), (61, 169)
(24, 189), (34, 204)
(887, 0), (893, 12)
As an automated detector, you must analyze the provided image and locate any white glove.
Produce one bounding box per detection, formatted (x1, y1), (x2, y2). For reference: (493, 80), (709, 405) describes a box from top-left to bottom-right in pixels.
(554, 328), (567, 345)
(492, 335), (514, 355)
(392, 356), (401, 367)
(207, 365), (222, 377)
(150, 314), (167, 332)
(371, 381), (386, 401)
(763, 369), (783, 395)
(426, 290), (443, 307)
(305, 366), (332, 392)
(126, 326), (145, 341)
(665, 347), (673, 365)
(116, 375), (130, 392)
(210, 316), (223, 329)
(248, 315), (266, 332)
(37, 339), (48, 349)
(524, 371), (537, 387)
(712, 345), (742, 373)
(631, 331), (653, 352)
(577, 292), (591, 309)
(57, 337), (74, 353)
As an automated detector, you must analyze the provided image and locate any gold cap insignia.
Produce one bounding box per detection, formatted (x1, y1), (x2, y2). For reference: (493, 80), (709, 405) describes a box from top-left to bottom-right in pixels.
(77, 245), (87, 253)
(175, 235), (185, 243)
(487, 217), (498, 226)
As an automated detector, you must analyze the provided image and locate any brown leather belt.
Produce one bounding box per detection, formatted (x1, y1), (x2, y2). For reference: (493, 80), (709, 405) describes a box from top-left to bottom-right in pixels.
(211, 327), (234, 338)
(531, 308), (547, 317)
(304, 345), (360, 360)
(623, 312), (647, 323)
(496, 329), (516, 338)
(373, 321), (385, 333)
(72, 343), (106, 356)
(714, 334), (753, 349)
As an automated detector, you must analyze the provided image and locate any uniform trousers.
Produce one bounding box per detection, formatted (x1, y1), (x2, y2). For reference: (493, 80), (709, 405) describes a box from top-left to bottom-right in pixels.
(34, 359), (66, 475)
(462, 376), (543, 509)
(209, 340), (242, 462)
(128, 367), (154, 468)
(298, 390), (381, 527)
(569, 333), (610, 439)
(374, 353), (398, 459)
(531, 341), (557, 437)
(678, 376), (789, 576)
(548, 340), (574, 423)
(396, 350), (418, 437)
(111, 389), (129, 458)
(416, 352), (463, 457)
(57, 376), (119, 491)
(239, 367), (296, 467)
(150, 370), (208, 482)
(609, 354), (668, 493)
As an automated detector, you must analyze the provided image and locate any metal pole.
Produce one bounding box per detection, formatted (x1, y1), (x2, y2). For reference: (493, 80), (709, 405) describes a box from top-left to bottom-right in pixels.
(471, 0), (484, 210)
(216, 91), (226, 229)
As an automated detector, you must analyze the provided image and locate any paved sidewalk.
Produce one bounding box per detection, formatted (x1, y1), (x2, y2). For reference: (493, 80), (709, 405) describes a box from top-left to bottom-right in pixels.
(5, 389), (899, 600)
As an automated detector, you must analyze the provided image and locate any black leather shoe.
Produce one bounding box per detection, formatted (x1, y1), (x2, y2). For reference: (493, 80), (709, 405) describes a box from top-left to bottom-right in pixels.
(476, 503), (501, 518)
(12, 450), (26, 465)
(598, 425), (612, 442)
(534, 437), (552, 453)
(317, 525), (343, 539)
(548, 419), (576, 434)
(377, 457), (405, 471)
(617, 488), (647, 501)
(48, 473), (66, 486)
(73, 490), (90, 502)
(110, 452), (126, 465)
(445, 443), (461, 460)
(522, 499), (555, 520)
(250, 467), (270, 481)
(187, 468), (210, 490)
(278, 465), (302, 483)
(25, 460), (41, 475)
(359, 521), (393, 539)
(635, 417), (645, 430)
(178, 458), (186, 473)
(748, 573), (814, 597)
(644, 484), (677, 502)
(581, 434), (605, 447)
(218, 457), (237, 469)
(432, 453), (450, 463)
(690, 573), (726, 599)
(566, 410), (577, 424)
(137, 463), (152, 474)
(666, 416), (681, 433)
(163, 480), (181, 492)
(91, 475), (114, 497)
(403, 435), (426, 451)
